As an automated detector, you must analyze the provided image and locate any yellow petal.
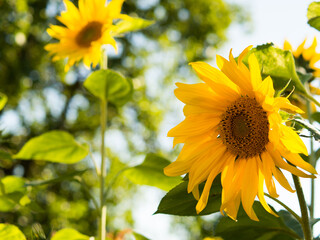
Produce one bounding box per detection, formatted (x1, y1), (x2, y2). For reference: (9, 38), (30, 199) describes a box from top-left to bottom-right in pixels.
(303, 37), (317, 61)
(279, 125), (308, 155)
(257, 169), (278, 217)
(237, 45), (253, 65)
(294, 38), (307, 58)
(189, 61), (240, 94)
(192, 185), (200, 200)
(248, 54), (262, 90)
(273, 168), (295, 193)
(241, 158), (259, 221)
(260, 151), (279, 198)
(255, 76), (275, 104)
(279, 149), (317, 175)
(274, 97), (304, 113)
(283, 40), (293, 51)
(167, 114), (220, 137)
(267, 144), (314, 178)
(188, 140), (227, 192)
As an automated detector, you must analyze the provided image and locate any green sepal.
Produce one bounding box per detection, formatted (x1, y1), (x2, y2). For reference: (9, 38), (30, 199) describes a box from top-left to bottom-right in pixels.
(13, 131), (89, 164)
(84, 69), (133, 106)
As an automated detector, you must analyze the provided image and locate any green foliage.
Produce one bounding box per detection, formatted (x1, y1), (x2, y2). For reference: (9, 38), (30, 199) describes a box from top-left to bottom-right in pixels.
(243, 44), (304, 93)
(278, 210), (303, 238)
(13, 131), (89, 164)
(243, 43), (320, 105)
(307, 2), (320, 31)
(124, 153), (181, 191)
(214, 202), (301, 240)
(114, 17), (154, 35)
(0, 224), (26, 240)
(156, 177), (222, 216)
(84, 69), (133, 106)
(0, 176), (28, 212)
(51, 228), (90, 240)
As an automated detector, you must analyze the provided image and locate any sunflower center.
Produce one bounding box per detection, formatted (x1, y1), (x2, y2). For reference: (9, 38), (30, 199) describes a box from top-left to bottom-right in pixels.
(219, 96), (269, 159)
(76, 22), (103, 47)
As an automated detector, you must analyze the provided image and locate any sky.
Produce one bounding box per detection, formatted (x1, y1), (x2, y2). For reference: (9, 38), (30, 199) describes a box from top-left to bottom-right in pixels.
(133, 0), (320, 239)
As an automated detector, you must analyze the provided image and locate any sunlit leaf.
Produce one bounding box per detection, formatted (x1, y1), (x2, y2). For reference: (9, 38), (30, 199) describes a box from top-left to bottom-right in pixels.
(308, 2), (320, 31)
(113, 16), (154, 35)
(0, 176), (26, 212)
(0, 224), (26, 240)
(0, 92), (7, 110)
(214, 202), (300, 240)
(243, 44), (303, 92)
(13, 131), (89, 164)
(84, 69), (133, 106)
(156, 177), (222, 216)
(51, 228), (90, 240)
(125, 153), (181, 191)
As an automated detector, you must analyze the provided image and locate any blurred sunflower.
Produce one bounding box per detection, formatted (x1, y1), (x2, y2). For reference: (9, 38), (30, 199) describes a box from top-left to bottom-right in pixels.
(284, 38), (320, 77)
(45, 0), (125, 71)
(165, 46), (317, 221)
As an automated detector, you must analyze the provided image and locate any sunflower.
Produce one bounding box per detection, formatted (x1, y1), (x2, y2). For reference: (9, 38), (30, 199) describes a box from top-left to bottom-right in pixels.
(45, 0), (126, 71)
(284, 38), (320, 77)
(164, 46), (317, 221)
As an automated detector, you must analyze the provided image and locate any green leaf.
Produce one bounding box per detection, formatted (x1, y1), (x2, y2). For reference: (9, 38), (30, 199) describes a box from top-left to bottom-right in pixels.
(0, 224), (26, 240)
(13, 131), (89, 164)
(132, 232), (150, 240)
(308, 2), (320, 31)
(0, 92), (7, 111)
(51, 228), (90, 240)
(293, 118), (320, 141)
(243, 43), (305, 93)
(155, 177), (222, 216)
(0, 176), (27, 212)
(124, 153), (181, 191)
(214, 202), (301, 240)
(278, 210), (303, 238)
(113, 16), (154, 35)
(25, 170), (87, 187)
(84, 69), (133, 106)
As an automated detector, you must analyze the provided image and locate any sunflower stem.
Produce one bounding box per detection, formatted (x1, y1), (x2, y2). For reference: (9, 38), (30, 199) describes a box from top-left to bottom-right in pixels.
(99, 50), (108, 240)
(292, 175), (312, 240)
(264, 193), (301, 223)
(305, 83), (315, 232)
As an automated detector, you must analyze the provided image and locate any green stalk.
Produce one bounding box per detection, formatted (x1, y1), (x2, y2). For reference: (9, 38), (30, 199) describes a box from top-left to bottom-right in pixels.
(99, 50), (108, 240)
(264, 193), (301, 223)
(305, 83), (315, 235)
(292, 175), (312, 240)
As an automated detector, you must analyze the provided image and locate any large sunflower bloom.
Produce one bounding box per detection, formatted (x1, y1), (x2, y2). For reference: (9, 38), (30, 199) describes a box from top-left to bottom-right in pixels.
(165, 46), (317, 221)
(284, 38), (320, 77)
(45, 0), (125, 71)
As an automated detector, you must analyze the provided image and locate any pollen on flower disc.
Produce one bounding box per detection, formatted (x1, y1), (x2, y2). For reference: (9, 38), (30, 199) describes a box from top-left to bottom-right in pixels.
(76, 21), (103, 47)
(219, 96), (269, 158)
